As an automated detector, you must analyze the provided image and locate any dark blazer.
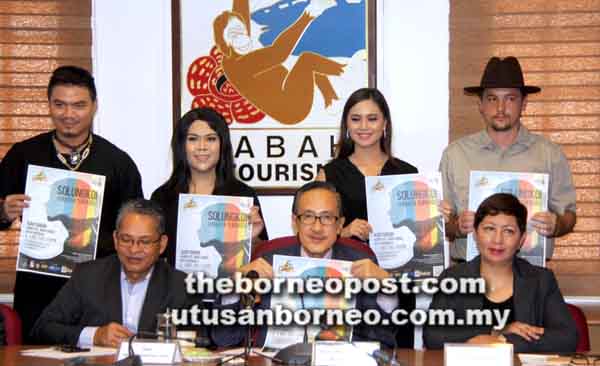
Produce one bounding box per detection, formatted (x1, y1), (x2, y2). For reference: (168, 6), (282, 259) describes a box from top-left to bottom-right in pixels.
(31, 255), (190, 345)
(423, 256), (577, 353)
(212, 236), (415, 348)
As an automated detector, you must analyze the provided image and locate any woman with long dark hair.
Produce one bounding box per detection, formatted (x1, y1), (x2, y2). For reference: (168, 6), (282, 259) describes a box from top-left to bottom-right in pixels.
(316, 87), (417, 241)
(151, 107), (267, 265)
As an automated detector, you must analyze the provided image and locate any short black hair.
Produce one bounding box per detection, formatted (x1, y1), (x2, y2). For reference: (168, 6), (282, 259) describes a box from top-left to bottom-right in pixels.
(292, 181), (343, 216)
(474, 193), (528, 234)
(115, 199), (166, 235)
(47, 65), (97, 101)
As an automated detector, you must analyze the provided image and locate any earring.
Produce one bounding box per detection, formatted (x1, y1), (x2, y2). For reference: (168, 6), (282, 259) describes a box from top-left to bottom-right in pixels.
(346, 130), (350, 140)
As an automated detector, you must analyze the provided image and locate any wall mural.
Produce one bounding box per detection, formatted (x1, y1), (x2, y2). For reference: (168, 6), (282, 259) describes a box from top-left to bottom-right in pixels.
(179, 0), (370, 188)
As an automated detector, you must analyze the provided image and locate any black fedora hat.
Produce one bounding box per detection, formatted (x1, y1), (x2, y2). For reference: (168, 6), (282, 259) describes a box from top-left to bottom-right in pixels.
(464, 56), (541, 95)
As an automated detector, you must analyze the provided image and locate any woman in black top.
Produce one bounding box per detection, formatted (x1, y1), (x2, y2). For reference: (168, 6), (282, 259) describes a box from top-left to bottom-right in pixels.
(151, 107), (267, 265)
(317, 88), (417, 241)
(424, 193), (577, 353)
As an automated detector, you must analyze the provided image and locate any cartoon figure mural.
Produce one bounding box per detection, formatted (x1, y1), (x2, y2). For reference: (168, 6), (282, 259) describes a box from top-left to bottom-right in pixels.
(181, 0), (368, 187)
(186, 0), (365, 125)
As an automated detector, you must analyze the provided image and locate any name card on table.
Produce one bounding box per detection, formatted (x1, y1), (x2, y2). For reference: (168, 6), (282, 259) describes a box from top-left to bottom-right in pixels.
(312, 341), (379, 366)
(444, 343), (513, 366)
(117, 340), (182, 364)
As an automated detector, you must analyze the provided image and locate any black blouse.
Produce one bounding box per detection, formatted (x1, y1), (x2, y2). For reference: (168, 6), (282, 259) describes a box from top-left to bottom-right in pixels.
(482, 295), (515, 328)
(322, 157), (418, 231)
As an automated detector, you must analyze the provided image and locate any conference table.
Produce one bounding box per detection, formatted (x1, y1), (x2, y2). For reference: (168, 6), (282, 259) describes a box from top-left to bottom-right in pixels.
(0, 346), (449, 366)
(0, 346), (537, 366)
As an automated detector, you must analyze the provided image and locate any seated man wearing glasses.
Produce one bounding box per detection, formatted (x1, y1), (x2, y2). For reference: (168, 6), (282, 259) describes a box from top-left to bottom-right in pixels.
(32, 199), (191, 347)
(213, 181), (414, 348)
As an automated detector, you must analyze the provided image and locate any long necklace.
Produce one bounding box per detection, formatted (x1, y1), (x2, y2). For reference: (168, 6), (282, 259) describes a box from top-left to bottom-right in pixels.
(54, 132), (93, 171)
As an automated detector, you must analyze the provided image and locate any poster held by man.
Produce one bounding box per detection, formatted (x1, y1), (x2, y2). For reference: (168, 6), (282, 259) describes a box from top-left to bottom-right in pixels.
(263, 254), (355, 350)
(466, 170), (549, 267)
(17, 165), (105, 278)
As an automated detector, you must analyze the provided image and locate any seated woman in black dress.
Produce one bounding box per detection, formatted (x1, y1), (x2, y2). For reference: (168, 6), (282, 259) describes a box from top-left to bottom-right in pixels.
(316, 88), (417, 241)
(151, 107), (267, 266)
(424, 193), (577, 353)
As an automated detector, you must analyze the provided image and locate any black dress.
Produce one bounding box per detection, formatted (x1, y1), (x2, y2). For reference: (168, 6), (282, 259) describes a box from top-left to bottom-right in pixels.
(322, 157), (418, 231)
(0, 131), (143, 342)
(150, 179), (268, 266)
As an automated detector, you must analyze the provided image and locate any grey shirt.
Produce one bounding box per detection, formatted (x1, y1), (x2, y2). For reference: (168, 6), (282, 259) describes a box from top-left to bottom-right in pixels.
(439, 125), (576, 259)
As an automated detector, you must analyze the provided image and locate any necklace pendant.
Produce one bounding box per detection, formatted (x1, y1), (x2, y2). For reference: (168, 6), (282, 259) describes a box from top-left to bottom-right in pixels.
(69, 151), (81, 165)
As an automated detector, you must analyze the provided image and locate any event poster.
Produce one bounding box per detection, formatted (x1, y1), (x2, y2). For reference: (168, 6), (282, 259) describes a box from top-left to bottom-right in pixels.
(176, 194), (253, 277)
(180, 0), (369, 187)
(466, 171), (549, 267)
(17, 165), (105, 278)
(365, 173), (447, 280)
(264, 255), (355, 349)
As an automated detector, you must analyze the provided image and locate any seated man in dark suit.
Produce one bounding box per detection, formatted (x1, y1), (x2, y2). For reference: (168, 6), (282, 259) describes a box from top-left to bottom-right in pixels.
(213, 181), (414, 348)
(32, 199), (191, 347)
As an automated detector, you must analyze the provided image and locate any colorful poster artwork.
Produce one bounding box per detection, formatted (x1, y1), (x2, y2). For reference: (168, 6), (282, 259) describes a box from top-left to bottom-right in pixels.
(17, 165), (105, 278)
(264, 255), (355, 349)
(176, 194), (253, 278)
(366, 173), (447, 280)
(180, 0), (369, 187)
(467, 171), (549, 267)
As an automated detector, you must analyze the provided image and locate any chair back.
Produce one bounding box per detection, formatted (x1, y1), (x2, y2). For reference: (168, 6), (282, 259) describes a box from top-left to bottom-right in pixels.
(0, 304), (22, 345)
(567, 303), (590, 352)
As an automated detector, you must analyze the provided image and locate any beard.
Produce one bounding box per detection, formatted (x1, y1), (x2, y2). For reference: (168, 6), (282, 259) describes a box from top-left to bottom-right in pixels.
(488, 116), (517, 132)
(490, 123), (513, 132)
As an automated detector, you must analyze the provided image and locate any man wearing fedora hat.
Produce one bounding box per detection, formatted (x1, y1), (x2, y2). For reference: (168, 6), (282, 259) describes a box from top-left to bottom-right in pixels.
(439, 56), (576, 261)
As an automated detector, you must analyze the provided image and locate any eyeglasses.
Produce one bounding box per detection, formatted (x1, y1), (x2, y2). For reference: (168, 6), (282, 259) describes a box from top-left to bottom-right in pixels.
(117, 234), (161, 248)
(295, 212), (339, 226)
(571, 354), (600, 366)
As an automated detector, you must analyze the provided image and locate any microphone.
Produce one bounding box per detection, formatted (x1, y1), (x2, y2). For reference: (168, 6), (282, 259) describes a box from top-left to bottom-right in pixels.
(274, 291), (312, 365)
(243, 270), (259, 359)
(240, 270), (259, 307)
(300, 292), (309, 344)
(216, 270), (260, 366)
(113, 333), (142, 366)
(370, 349), (401, 366)
(372, 313), (402, 366)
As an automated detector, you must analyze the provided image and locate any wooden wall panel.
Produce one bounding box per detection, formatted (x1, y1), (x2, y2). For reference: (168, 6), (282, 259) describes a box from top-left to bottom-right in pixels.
(450, 0), (600, 269)
(0, 0), (92, 293)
